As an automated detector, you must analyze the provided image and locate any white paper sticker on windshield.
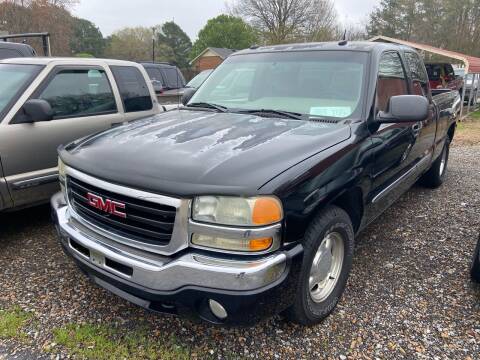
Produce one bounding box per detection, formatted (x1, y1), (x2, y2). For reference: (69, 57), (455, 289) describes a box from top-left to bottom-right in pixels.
(310, 106), (352, 118)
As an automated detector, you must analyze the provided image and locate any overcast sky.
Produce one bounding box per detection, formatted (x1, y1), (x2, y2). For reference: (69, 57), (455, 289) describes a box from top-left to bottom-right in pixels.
(73, 0), (379, 40)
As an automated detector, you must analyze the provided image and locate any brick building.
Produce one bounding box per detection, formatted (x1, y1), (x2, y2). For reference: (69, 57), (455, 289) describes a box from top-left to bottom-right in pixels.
(190, 47), (235, 73)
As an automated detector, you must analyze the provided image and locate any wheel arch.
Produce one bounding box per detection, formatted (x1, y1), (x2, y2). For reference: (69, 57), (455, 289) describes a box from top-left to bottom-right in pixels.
(329, 187), (364, 233)
(447, 122), (456, 141)
(303, 186), (365, 235)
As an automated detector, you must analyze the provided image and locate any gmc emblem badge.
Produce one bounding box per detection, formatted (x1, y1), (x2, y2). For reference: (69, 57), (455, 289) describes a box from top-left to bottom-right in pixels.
(87, 192), (126, 219)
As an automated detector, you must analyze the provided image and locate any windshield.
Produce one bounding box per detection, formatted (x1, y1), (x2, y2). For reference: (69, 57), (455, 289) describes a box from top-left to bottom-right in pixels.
(0, 64), (43, 119)
(187, 69), (213, 89)
(189, 50), (368, 119)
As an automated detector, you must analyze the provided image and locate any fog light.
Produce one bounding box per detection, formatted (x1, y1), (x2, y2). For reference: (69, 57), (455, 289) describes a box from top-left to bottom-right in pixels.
(192, 233), (273, 252)
(208, 299), (227, 320)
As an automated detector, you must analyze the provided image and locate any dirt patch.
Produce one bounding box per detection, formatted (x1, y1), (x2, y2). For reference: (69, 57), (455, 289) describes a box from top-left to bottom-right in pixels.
(454, 112), (480, 146)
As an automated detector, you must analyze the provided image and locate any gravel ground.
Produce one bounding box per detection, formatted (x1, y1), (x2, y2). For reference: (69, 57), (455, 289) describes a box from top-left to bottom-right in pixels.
(0, 145), (479, 359)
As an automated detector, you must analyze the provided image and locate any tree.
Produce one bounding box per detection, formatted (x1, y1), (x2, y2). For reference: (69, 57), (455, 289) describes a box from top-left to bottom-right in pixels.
(70, 17), (105, 57)
(157, 21), (192, 69)
(366, 0), (480, 57)
(190, 15), (258, 60)
(366, 0), (417, 40)
(105, 26), (175, 62)
(0, 0), (78, 8)
(230, 0), (338, 44)
(0, 0), (75, 55)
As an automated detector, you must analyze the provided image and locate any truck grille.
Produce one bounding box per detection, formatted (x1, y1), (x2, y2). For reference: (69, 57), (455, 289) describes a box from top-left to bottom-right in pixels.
(66, 176), (176, 245)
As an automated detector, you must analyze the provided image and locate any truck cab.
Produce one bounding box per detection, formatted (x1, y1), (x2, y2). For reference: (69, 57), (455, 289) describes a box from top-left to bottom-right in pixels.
(52, 42), (459, 326)
(0, 57), (160, 212)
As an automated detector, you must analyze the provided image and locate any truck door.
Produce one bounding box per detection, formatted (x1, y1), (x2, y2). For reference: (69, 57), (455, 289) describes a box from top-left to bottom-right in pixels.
(366, 51), (434, 221)
(1, 65), (124, 208)
(403, 51), (437, 173)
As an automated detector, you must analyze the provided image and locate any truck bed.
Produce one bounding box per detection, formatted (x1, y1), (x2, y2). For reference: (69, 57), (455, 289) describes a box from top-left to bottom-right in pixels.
(432, 89), (461, 115)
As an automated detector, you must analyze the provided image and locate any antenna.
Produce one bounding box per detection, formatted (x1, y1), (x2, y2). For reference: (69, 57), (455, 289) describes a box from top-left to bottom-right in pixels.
(338, 30), (348, 46)
(177, 64), (181, 110)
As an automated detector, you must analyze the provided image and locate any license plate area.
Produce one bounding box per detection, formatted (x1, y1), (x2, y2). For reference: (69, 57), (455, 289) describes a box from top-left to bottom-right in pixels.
(90, 251), (105, 267)
(69, 239), (133, 278)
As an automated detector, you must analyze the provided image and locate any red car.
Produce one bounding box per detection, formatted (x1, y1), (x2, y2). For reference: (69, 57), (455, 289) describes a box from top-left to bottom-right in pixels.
(426, 63), (464, 92)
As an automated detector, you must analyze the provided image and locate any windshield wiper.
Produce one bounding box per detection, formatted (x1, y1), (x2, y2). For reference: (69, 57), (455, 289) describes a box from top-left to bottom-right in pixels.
(186, 102), (228, 112)
(235, 109), (305, 120)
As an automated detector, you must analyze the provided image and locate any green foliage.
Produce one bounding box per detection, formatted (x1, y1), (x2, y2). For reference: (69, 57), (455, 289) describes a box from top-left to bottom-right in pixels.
(157, 21), (192, 69)
(70, 17), (105, 57)
(105, 26), (175, 63)
(191, 15), (258, 60)
(470, 110), (480, 120)
(53, 323), (190, 360)
(74, 52), (95, 58)
(0, 307), (32, 339)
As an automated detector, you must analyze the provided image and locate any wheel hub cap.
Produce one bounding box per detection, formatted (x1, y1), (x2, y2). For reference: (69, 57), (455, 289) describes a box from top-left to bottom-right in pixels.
(309, 232), (345, 303)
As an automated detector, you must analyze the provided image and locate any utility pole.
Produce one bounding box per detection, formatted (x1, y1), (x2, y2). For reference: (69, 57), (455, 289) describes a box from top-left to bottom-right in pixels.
(152, 27), (156, 63)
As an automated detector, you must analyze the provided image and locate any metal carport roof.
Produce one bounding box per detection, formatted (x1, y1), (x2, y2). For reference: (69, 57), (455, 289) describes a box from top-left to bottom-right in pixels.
(369, 35), (480, 74)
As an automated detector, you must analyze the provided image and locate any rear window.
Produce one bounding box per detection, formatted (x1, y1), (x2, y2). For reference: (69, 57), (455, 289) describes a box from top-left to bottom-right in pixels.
(145, 67), (164, 85)
(425, 64), (442, 81)
(162, 67), (185, 89)
(110, 66), (153, 113)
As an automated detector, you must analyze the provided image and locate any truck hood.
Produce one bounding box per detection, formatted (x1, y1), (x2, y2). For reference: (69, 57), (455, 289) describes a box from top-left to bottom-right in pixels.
(60, 110), (351, 196)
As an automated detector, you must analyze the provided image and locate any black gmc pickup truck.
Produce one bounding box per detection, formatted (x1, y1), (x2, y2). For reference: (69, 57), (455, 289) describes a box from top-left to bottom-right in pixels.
(52, 41), (459, 326)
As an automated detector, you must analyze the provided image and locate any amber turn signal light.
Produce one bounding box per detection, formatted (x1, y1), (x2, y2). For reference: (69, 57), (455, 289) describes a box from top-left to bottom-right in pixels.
(248, 237), (273, 251)
(252, 198), (283, 225)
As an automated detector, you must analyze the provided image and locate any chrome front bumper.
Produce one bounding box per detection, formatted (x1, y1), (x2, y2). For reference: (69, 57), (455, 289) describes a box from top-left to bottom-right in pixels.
(52, 192), (288, 293)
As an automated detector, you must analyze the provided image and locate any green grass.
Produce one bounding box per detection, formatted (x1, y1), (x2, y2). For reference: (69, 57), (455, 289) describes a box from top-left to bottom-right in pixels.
(468, 110), (480, 120)
(53, 323), (190, 360)
(0, 307), (32, 339)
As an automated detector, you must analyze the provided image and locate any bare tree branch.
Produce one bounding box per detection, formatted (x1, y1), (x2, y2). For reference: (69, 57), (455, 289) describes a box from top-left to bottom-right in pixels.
(230, 0), (339, 44)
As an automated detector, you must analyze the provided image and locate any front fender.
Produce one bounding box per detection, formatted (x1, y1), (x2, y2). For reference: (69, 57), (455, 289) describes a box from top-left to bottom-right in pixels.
(261, 124), (374, 243)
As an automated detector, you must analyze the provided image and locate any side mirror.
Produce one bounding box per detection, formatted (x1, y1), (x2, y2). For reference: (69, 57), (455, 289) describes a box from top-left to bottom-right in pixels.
(377, 95), (429, 123)
(181, 88), (196, 106)
(16, 99), (53, 124)
(151, 80), (164, 94)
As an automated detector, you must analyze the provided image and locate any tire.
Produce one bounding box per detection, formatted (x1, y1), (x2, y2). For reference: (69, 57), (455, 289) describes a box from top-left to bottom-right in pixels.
(285, 205), (354, 325)
(419, 138), (450, 188)
(471, 236), (480, 283)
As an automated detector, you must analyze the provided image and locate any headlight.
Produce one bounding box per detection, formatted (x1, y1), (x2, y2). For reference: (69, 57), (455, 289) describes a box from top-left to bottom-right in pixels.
(192, 196), (283, 226)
